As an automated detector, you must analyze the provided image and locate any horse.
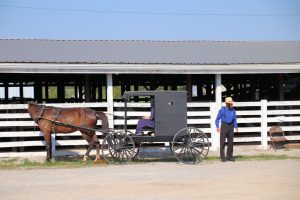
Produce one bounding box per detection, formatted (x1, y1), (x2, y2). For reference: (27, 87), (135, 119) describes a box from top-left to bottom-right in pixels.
(28, 102), (109, 162)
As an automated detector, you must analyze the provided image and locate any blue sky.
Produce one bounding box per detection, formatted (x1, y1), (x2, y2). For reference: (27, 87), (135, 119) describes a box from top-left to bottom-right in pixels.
(0, 0), (299, 41)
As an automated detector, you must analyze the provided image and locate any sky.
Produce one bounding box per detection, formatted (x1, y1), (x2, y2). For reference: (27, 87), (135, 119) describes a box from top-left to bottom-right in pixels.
(0, 0), (299, 41)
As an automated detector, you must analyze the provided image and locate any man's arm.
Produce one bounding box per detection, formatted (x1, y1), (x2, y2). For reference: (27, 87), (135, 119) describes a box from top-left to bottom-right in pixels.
(233, 110), (239, 132)
(215, 108), (222, 132)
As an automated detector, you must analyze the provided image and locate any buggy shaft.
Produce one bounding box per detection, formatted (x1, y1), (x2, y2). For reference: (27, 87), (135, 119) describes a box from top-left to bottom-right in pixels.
(36, 116), (110, 134)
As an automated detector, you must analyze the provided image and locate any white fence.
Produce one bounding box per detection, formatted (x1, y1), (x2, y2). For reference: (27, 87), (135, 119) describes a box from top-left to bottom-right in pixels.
(0, 100), (300, 158)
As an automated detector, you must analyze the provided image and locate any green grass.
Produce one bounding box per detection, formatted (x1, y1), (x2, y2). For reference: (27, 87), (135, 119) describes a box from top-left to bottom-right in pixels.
(0, 154), (299, 170)
(0, 157), (101, 170)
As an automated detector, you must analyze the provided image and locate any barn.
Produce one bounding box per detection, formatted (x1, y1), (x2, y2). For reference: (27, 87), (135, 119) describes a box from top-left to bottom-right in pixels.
(0, 39), (300, 157)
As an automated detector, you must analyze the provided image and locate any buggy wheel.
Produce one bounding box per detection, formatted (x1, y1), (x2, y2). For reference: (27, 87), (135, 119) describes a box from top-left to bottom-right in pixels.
(171, 127), (210, 164)
(101, 130), (135, 164)
(125, 130), (140, 159)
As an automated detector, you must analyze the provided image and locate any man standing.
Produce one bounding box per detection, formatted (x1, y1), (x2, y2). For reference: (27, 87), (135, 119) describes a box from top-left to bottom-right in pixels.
(215, 97), (238, 162)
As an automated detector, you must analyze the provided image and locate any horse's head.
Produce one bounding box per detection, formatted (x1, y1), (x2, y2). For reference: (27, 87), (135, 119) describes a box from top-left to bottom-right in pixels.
(27, 101), (41, 120)
(28, 101), (37, 111)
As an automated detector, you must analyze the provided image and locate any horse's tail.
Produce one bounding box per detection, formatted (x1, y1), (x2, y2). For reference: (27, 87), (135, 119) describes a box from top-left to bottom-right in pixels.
(96, 111), (109, 130)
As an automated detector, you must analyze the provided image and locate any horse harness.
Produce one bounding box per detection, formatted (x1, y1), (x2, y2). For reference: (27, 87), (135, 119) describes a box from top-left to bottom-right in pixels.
(35, 105), (62, 133)
(34, 106), (99, 134)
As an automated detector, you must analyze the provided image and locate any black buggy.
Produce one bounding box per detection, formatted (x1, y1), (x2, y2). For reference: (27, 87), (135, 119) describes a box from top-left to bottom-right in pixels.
(101, 91), (210, 164)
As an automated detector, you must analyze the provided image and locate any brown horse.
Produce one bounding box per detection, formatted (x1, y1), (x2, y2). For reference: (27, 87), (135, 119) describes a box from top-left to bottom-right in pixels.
(28, 102), (109, 162)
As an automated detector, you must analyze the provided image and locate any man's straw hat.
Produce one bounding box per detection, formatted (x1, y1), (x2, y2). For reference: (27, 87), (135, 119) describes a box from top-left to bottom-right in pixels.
(225, 97), (234, 104)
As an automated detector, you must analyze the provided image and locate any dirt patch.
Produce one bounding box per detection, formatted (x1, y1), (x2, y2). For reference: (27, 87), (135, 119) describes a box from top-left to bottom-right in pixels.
(1, 148), (300, 200)
(0, 159), (299, 200)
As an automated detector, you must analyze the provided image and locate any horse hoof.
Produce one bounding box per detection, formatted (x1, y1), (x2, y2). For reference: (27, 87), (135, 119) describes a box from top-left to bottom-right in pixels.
(83, 155), (89, 162)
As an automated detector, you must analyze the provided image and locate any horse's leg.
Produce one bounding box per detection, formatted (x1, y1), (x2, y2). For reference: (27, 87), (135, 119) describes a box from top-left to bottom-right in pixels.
(43, 132), (52, 162)
(81, 132), (94, 161)
(91, 133), (101, 162)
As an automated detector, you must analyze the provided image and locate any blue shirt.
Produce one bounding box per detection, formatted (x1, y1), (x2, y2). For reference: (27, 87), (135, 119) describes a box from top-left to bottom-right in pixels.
(215, 106), (238, 128)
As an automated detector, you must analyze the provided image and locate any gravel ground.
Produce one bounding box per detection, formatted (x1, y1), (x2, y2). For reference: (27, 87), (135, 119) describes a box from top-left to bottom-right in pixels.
(0, 148), (300, 200)
(136, 145), (300, 159)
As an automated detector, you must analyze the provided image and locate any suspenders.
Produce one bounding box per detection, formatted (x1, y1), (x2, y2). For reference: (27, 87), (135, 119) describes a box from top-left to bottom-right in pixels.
(222, 106), (234, 125)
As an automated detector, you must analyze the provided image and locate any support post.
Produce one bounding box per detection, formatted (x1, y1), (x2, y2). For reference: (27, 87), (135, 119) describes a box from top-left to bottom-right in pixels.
(57, 80), (65, 103)
(261, 99), (268, 150)
(34, 81), (42, 103)
(19, 82), (24, 103)
(79, 82), (83, 102)
(51, 133), (56, 159)
(278, 74), (284, 101)
(84, 74), (91, 102)
(4, 81), (9, 103)
(186, 74), (192, 102)
(45, 82), (49, 101)
(215, 74), (222, 109)
(211, 74), (222, 151)
(106, 74), (114, 129)
(210, 102), (219, 151)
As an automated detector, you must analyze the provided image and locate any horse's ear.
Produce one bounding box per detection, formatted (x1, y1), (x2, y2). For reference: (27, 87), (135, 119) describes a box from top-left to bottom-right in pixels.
(28, 101), (37, 105)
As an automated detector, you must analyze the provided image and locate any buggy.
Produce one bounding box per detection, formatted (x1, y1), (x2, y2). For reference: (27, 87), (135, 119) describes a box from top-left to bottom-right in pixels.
(101, 91), (210, 164)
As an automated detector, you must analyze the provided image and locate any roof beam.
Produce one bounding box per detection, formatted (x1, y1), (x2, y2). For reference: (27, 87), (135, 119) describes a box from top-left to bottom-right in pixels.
(0, 63), (299, 74)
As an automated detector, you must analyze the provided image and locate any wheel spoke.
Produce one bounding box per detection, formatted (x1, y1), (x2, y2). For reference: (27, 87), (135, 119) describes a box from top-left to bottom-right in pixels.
(123, 149), (133, 159)
(123, 147), (134, 154)
(123, 151), (129, 160)
(120, 151), (125, 161)
(124, 148), (134, 158)
(193, 142), (205, 148)
(192, 147), (204, 156)
(177, 146), (187, 155)
(189, 148), (197, 163)
(172, 144), (187, 152)
(191, 148), (204, 162)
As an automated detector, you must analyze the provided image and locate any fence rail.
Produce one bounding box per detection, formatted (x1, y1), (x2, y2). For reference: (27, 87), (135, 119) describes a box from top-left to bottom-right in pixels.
(0, 100), (299, 158)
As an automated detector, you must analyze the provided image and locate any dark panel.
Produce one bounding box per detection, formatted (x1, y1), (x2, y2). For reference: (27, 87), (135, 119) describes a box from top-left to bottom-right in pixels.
(155, 92), (187, 136)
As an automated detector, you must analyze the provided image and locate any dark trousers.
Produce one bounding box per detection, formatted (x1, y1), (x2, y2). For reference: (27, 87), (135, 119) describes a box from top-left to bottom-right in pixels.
(220, 123), (234, 160)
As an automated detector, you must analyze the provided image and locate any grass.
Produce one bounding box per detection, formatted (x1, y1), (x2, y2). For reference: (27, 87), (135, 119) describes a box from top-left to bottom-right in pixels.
(0, 154), (299, 170)
(0, 157), (99, 170)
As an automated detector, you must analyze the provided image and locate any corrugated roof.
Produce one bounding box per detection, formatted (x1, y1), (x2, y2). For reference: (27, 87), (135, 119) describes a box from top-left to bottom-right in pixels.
(0, 39), (300, 64)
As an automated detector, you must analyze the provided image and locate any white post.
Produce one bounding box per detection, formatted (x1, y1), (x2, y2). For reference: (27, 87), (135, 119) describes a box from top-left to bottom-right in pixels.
(210, 102), (219, 151)
(210, 74), (222, 151)
(106, 74), (114, 129)
(51, 133), (56, 159)
(215, 74), (222, 110)
(261, 99), (268, 150)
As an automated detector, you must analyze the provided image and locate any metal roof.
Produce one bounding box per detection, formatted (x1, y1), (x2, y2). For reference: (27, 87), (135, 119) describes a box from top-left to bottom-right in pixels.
(0, 39), (300, 65)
